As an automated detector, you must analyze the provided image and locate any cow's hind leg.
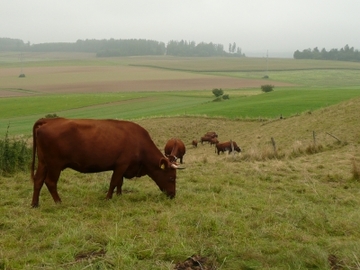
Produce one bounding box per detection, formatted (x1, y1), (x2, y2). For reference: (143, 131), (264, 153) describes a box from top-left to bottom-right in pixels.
(44, 168), (62, 204)
(107, 167), (125, 199)
(31, 162), (47, 208)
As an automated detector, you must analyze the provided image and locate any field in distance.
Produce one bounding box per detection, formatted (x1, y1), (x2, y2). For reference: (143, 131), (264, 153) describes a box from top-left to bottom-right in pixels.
(1, 53), (360, 136)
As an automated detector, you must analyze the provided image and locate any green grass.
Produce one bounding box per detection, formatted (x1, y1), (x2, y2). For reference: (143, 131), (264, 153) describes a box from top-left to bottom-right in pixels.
(214, 70), (360, 88)
(2, 87), (360, 136)
(0, 93), (144, 119)
(1, 99), (360, 269)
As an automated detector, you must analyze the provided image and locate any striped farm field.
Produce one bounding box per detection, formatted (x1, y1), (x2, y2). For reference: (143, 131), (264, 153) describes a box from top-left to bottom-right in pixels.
(1, 53), (360, 135)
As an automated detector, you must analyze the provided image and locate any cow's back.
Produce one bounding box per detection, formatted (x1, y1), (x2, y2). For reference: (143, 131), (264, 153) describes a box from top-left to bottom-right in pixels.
(164, 138), (186, 163)
(34, 118), (155, 172)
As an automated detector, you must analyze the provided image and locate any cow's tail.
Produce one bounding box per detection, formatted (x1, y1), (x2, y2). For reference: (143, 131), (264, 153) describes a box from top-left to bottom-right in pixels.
(31, 118), (46, 182)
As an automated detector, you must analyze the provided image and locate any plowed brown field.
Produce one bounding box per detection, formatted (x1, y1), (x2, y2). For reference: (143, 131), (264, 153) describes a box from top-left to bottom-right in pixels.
(0, 65), (294, 97)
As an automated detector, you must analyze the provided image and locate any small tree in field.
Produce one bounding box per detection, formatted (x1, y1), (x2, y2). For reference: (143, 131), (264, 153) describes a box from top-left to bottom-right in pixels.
(261, 84), (274, 93)
(212, 88), (224, 97)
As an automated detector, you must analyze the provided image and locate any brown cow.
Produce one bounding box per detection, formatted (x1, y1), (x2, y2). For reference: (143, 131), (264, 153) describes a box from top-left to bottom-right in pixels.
(209, 137), (219, 146)
(164, 138), (186, 164)
(201, 131), (218, 144)
(215, 141), (242, 155)
(192, 139), (198, 148)
(31, 118), (179, 207)
(200, 136), (213, 144)
(205, 131), (218, 138)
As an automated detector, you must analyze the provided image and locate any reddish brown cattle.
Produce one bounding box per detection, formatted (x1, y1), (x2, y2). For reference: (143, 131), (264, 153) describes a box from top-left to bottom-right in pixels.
(192, 139), (198, 148)
(215, 141), (242, 155)
(201, 131), (218, 144)
(209, 137), (219, 146)
(205, 131), (218, 138)
(31, 118), (179, 207)
(164, 138), (186, 164)
(200, 136), (212, 144)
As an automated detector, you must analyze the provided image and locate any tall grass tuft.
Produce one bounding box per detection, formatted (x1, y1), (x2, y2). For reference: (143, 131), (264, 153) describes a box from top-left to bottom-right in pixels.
(0, 125), (32, 176)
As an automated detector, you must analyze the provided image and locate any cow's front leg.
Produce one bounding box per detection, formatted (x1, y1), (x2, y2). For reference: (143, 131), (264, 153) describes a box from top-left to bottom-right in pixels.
(106, 168), (124, 199)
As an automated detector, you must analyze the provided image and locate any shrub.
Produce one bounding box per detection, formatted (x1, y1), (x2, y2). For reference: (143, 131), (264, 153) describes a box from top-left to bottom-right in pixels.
(45, 113), (59, 118)
(212, 88), (224, 97)
(261, 84), (274, 92)
(0, 126), (32, 176)
(222, 94), (230, 100)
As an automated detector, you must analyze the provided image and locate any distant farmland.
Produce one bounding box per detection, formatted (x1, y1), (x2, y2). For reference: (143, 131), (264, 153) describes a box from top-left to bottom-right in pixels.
(1, 53), (360, 136)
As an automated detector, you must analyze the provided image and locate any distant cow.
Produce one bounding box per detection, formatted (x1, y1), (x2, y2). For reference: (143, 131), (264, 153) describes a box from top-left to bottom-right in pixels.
(31, 118), (180, 207)
(215, 141), (242, 155)
(164, 138), (186, 164)
(200, 136), (212, 144)
(201, 131), (218, 144)
(209, 137), (219, 146)
(192, 139), (198, 147)
(205, 131), (218, 138)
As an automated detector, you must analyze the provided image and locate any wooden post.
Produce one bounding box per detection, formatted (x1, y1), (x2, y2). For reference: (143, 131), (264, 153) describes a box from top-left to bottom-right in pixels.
(271, 137), (277, 154)
(313, 131), (316, 145)
(230, 139), (235, 156)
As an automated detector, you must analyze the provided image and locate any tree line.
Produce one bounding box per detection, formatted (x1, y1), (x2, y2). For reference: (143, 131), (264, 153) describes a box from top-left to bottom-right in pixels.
(293, 44), (360, 62)
(0, 37), (245, 57)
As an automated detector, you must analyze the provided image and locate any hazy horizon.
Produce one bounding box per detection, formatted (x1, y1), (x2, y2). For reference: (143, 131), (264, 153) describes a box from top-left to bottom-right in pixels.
(1, 0), (359, 58)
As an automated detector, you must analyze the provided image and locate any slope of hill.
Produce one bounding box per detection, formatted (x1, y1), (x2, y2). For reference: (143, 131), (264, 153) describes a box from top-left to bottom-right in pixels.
(1, 97), (359, 269)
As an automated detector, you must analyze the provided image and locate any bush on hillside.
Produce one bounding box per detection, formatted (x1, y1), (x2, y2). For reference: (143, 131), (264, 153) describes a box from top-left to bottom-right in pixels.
(0, 126), (32, 176)
(45, 113), (59, 118)
(261, 84), (274, 93)
(212, 88), (224, 97)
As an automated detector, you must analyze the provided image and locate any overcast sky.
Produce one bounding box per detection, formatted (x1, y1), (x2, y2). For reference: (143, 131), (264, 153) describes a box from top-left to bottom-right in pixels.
(1, 0), (359, 57)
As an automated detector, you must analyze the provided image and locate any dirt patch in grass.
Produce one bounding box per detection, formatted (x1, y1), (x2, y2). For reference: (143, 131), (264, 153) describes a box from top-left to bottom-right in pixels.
(174, 255), (218, 270)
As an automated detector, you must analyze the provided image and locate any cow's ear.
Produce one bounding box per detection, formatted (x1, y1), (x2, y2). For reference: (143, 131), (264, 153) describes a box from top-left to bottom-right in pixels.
(159, 158), (168, 170)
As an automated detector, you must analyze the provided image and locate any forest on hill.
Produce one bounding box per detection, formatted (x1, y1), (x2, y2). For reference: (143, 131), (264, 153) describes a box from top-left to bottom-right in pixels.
(293, 44), (360, 62)
(0, 37), (244, 57)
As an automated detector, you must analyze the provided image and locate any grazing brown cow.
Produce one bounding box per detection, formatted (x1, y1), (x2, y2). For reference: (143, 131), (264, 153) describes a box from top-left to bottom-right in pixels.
(200, 136), (214, 144)
(31, 118), (179, 207)
(205, 131), (218, 138)
(164, 138), (186, 164)
(192, 139), (198, 148)
(215, 141), (242, 155)
(201, 131), (218, 144)
(209, 137), (219, 146)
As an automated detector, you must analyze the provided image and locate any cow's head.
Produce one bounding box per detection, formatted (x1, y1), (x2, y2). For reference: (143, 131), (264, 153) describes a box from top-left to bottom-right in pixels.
(235, 146), (242, 153)
(153, 157), (180, 198)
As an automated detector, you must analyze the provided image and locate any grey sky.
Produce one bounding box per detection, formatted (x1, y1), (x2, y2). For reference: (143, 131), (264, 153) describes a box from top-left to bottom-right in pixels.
(1, 0), (359, 57)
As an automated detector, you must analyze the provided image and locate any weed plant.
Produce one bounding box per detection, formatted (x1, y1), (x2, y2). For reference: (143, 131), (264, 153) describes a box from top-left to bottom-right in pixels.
(0, 125), (31, 176)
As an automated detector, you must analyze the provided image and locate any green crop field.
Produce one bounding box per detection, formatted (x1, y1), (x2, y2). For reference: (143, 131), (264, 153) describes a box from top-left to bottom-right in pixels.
(1, 54), (360, 269)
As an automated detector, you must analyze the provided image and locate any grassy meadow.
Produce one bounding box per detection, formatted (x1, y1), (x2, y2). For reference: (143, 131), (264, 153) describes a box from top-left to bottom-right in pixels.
(1, 54), (360, 269)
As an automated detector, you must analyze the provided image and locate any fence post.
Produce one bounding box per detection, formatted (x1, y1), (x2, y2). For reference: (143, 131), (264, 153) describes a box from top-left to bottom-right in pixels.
(313, 131), (316, 145)
(271, 137), (277, 154)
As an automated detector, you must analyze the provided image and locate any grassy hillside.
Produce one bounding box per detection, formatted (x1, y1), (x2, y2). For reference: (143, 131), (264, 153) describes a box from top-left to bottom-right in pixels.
(1, 97), (360, 269)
